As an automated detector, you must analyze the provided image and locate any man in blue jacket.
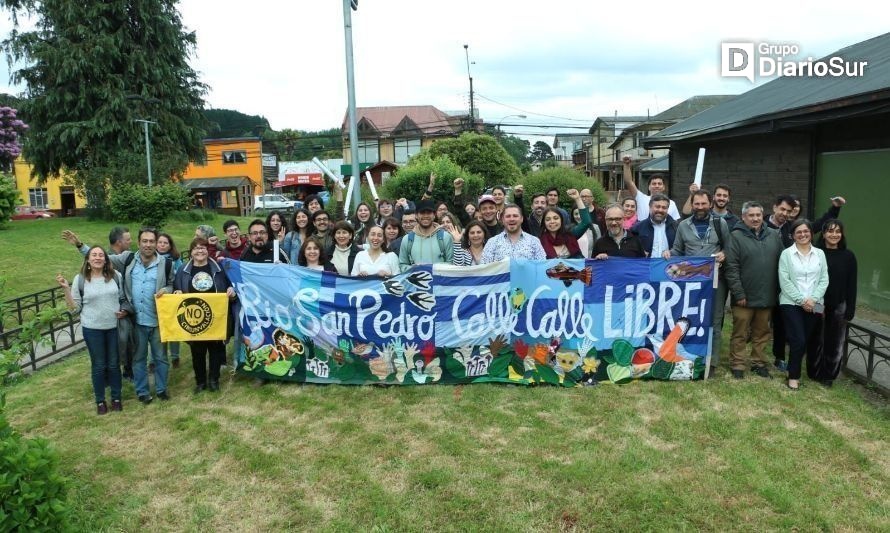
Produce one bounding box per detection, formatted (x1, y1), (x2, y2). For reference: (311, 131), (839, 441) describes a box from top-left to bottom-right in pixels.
(631, 193), (677, 258)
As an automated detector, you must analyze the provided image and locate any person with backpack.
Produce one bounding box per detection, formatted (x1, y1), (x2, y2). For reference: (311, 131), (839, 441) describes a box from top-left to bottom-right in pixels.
(57, 246), (131, 415)
(665, 188), (732, 378)
(398, 200), (454, 272)
(64, 227), (175, 404)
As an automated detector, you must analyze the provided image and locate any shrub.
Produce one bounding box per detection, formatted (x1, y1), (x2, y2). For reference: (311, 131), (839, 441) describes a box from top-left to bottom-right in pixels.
(0, 173), (20, 229)
(381, 153), (485, 206)
(520, 167), (609, 212)
(427, 132), (522, 188)
(170, 208), (217, 222)
(108, 183), (190, 227)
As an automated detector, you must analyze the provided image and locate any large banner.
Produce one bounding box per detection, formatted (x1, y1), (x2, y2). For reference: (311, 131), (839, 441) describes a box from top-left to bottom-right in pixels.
(225, 257), (716, 386)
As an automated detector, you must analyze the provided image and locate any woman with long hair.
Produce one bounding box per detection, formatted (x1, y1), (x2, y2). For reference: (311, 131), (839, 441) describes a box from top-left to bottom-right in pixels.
(265, 210), (287, 242)
(350, 201), (374, 247)
(778, 218), (829, 390)
(57, 246), (129, 414)
(157, 233), (183, 367)
(173, 237), (236, 393)
(327, 221), (360, 275)
(439, 211), (463, 234)
(283, 208), (314, 265)
(621, 197), (638, 230)
(815, 219), (858, 386)
(572, 207), (601, 259)
(298, 237), (337, 272)
(382, 217), (405, 253)
(352, 225), (400, 277)
(539, 189), (590, 259)
(449, 220), (489, 266)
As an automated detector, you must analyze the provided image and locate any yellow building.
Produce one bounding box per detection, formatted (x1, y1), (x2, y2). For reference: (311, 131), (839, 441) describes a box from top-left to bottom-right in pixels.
(341, 106), (465, 180)
(12, 157), (86, 216)
(181, 137), (264, 216)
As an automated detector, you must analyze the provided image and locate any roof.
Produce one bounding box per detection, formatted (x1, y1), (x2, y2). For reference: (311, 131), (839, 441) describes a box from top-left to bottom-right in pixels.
(589, 116), (648, 134)
(202, 136), (262, 144)
(179, 177), (252, 190)
(553, 133), (591, 147)
(646, 32), (890, 145)
(651, 95), (736, 121)
(342, 105), (457, 137)
(638, 155), (669, 172)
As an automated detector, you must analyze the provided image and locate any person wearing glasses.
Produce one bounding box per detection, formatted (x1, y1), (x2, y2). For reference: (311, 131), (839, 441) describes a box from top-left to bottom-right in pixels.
(221, 220), (249, 260)
(240, 219), (289, 264)
(593, 204), (646, 259)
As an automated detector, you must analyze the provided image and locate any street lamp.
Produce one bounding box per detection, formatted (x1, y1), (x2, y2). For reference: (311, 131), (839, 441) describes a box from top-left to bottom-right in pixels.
(126, 95), (161, 186)
(497, 114), (527, 135)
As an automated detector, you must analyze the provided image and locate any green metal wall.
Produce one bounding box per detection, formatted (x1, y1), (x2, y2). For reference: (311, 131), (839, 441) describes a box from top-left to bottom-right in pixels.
(815, 149), (890, 315)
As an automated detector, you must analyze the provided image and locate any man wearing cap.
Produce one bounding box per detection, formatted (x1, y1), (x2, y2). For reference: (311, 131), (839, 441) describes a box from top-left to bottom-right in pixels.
(512, 185), (547, 236)
(481, 204), (546, 263)
(477, 194), (503, 236)
(399, 200), (454, 272)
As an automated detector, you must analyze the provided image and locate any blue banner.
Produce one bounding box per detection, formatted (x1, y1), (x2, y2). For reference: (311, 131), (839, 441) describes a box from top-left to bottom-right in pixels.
(225, 257), (715, 385)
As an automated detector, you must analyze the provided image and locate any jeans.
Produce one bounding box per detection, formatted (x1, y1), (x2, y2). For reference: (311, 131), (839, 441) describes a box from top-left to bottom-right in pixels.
(780, 305), (823, 380)
(189, 341), (226, 385)
(82, 326), (122, 404)
(164, 341), (181, 361)
(134, 324), (168, 396)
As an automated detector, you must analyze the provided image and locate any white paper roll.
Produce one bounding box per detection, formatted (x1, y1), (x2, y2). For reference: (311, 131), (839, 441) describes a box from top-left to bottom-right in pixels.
(693, 148), (706, 186)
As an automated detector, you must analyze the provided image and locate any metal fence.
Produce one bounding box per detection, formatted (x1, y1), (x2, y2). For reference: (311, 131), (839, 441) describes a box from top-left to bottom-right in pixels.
(1, 287), (83, 372)
(843, 321), (890, 395)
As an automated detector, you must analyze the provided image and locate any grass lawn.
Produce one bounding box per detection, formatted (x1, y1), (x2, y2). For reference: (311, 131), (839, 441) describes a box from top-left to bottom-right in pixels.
(2, 214), (890, 530)
(0, 213), (258, 298)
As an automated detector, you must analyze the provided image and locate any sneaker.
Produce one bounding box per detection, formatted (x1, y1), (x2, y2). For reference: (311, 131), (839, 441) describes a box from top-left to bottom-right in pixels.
(194, 383), (207, 394)
(157, 391), (170, 401)
(138, 394), (153, 405)
(111, 399), (123, 412)
(208, 380), (220, 392)
(752, 365), (771, 378)
(774, 359), (788, 372)
(97, 401), (108, 415)
(731, 369), (745, 379)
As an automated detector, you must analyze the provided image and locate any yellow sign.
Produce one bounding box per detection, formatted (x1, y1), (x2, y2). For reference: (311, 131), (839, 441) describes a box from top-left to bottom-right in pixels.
(157, 293), (229, 342)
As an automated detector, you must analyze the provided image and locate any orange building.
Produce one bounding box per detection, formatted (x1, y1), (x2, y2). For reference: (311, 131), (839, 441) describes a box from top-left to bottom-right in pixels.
(181, 137), (263, 216)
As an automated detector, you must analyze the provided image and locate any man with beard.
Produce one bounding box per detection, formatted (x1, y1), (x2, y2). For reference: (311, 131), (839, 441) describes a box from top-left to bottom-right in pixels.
(631, 194), (677, 258)
(240, 219), (289, 264)
(399, 200), (453, 271)
(545, 187), (570, 225)
(481, 204), (545, 263)
(666, 189), (731, 377)
(593, 204), (646, 258)
(682, 183), (739, 230)
(512, 185), (547, 236)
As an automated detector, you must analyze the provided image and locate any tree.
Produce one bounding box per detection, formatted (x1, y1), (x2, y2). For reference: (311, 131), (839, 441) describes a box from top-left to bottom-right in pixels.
(381, 152), (485, 207)
(529, 141), (555, 163)
(520, 167), (608, 212)
(0, 107), (27, 226)
(264, 128), (343, 160)
(203, 108), (271, 138)
(0, 0), (208, 213)
(497, 133), (531, 173)
(427, 132), (522, 187)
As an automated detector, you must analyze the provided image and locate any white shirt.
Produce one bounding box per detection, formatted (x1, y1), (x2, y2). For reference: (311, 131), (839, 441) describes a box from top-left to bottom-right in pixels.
(651, 222), (669, 258)
(351, 250), (400, 277)
(635, 190), (681, 221)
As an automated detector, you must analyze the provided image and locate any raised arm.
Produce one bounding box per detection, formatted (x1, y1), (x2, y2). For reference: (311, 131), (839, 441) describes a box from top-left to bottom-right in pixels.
(621, 156), (640, 197)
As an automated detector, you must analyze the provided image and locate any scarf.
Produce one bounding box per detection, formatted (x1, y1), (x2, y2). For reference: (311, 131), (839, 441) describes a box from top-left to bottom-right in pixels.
(539, 230), (582, 259)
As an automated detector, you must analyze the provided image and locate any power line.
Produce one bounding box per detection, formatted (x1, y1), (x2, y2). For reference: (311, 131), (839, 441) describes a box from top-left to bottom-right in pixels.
(474, 92), (593, 123)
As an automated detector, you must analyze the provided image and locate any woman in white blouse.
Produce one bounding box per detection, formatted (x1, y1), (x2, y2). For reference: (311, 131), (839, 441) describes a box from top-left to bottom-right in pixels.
(351, 226), (399, 277)
(778, 219), (829, 390)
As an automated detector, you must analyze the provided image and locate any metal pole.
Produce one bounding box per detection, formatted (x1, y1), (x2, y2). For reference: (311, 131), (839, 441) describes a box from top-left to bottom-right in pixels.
(464, 45), (474, 131)
(135, 119), (156, 186)
(343, 0), (361, 212)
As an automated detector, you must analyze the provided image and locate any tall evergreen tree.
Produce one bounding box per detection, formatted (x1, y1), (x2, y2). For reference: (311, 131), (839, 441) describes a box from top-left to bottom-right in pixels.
(0, 0), (208, 211)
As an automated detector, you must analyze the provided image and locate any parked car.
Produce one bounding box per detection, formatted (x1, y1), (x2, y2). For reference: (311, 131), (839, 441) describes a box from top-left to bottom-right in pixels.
(11, 206), (54, 220)
(253, 194), (300, 211)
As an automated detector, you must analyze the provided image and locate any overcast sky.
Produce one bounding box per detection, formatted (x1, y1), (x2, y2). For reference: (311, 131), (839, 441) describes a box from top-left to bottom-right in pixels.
(2, 0), (887, 144)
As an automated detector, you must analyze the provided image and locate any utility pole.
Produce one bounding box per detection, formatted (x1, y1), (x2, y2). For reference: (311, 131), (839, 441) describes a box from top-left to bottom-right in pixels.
(464, 44), (475, 131)
(135, 119), (157, 186)
(343, 0), (361, 211)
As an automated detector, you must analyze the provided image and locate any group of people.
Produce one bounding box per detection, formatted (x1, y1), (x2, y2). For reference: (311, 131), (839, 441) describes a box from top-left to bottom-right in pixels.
(57, 163), (857, 413)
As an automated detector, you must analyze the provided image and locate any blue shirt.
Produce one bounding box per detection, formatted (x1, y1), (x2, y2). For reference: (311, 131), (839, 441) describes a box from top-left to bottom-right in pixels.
(481, 231), (546, 263)
(130, 254), (160, 327)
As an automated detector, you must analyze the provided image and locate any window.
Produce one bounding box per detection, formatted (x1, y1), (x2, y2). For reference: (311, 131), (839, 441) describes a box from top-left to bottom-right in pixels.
(393, 138), (422, 164)
(29, 188), (48, 208)
(356, 140), (379, 164)
(222, 150), (247, 164)
(632, 131), (649, 148)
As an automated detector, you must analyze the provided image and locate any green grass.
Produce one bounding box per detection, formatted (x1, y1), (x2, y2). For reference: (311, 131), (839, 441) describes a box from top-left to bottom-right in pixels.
(0, 213), (258, 298)
(2, 214), (890, 530)
(4, 353), (889, 531)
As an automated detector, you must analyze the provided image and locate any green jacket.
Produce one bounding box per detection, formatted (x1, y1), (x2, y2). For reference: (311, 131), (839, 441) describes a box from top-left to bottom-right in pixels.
(725, 223), (783, 307)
